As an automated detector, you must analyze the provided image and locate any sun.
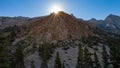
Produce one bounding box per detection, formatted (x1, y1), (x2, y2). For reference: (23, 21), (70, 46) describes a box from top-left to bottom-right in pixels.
(50, 5), (63, 14)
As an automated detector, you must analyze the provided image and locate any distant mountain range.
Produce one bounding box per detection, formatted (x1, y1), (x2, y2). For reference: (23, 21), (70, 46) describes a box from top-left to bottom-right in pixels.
(88, 14), (120, 35)
(0, 16), (43, 29)
(0, 16), (30, 28)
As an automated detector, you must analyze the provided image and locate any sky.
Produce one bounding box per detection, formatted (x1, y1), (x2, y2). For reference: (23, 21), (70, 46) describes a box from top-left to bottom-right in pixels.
(0, 0), (120, 20)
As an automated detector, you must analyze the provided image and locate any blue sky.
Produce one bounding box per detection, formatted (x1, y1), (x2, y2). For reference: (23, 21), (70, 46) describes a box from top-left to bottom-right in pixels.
(0, 0), (120, 20)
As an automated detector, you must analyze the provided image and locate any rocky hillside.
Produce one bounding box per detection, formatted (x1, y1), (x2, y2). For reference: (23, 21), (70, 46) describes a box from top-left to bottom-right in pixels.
(0, 12), (120, 68)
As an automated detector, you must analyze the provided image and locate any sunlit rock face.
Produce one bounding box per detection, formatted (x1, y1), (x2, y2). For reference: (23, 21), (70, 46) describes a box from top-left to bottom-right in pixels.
(23, 11), (93, 42)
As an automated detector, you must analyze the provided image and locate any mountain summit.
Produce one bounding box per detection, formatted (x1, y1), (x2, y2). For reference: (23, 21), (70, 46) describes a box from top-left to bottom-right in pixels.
(23, 11), (93, 42)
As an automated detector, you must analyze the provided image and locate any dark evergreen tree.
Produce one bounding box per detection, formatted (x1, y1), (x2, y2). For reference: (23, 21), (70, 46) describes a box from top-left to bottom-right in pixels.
(0, 26), (21, 68)
(0, 33), (13, 68)
(102, 46), (108, 68)
(110, 43), (120, 68)
(40, 62), (48, 68)
(84, 48), (93, 68)
(39, 42), (55, 68)
(76, 45), (84, 68)
(94, 52), (101, 68)
(54, 52), (62, 68)
(15, 44), (24, 68)
(31, 60), (35, 68)
(62, 62), (65, 68)
(39, 43), (49, 68)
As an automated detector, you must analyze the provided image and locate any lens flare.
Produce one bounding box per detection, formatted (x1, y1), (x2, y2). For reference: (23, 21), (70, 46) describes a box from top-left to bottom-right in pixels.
(50, 5), (63, 14)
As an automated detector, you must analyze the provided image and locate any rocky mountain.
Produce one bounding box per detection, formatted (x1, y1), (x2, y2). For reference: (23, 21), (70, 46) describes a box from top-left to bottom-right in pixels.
(0, 12), (120, 68)
(88, 14), (120, 35)
(21, 11), (93, 42)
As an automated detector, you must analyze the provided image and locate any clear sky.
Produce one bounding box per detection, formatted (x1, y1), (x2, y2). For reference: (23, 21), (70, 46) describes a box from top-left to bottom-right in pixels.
(0, 0), (120, 20)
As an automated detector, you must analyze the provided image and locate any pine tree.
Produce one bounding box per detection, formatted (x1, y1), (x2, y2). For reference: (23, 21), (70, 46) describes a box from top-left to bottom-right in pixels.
(40, 62), (48, 68)
(0, 33), (13, 68)
(31, 60), (35, 68)
(54, 52), (62, 68)
(84, 48), (93, 68)
(110, 43), (120, 68)
(39, 42), (56, 68)
(102, 46), (108, 68)
(94, 52), (101, 68)
(0, 45), (9, 68)
(62, 62), (65, 68)
(76, 45), (84, 68)
(39, 43), (50, 68)
(15, 44), (24, 68)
